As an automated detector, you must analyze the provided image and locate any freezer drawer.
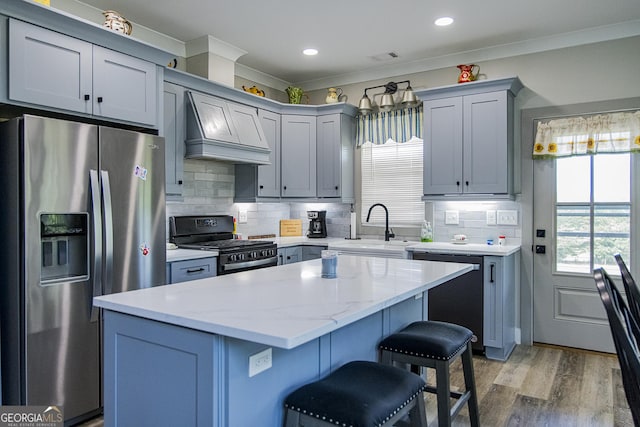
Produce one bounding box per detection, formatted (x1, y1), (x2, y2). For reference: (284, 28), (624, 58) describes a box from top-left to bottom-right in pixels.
(412, 252), (484, 353)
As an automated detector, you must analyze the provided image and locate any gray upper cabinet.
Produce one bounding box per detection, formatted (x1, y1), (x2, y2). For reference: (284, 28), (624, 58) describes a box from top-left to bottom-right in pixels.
(281, 114), (317, 198)
(234, 109), (281, 200)
(417, 77), (522, 198)
(8, 19), (158, 127)
(163, 82), (186, 197)
(316, 113), (355, 201)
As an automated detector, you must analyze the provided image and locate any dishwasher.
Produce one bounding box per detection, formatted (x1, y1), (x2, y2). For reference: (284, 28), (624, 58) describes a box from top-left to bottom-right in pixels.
(412, 252), (484, 353)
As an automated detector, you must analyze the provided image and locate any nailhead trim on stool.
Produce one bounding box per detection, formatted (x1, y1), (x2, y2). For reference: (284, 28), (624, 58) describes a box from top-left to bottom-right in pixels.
(379, 321), (480, 427)
(283, 360), (427, 427)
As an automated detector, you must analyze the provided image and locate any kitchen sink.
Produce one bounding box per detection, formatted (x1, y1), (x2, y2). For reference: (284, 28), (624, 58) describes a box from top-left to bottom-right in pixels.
(327, 239), (418, 259)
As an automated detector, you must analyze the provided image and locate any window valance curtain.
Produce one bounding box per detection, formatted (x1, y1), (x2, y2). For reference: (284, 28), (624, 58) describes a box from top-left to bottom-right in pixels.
(356, 106), (422, 146)
(532, 110), (640, 159)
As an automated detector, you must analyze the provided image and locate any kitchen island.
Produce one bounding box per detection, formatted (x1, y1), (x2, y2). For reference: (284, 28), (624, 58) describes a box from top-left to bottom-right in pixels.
(94, 255), (472, 427)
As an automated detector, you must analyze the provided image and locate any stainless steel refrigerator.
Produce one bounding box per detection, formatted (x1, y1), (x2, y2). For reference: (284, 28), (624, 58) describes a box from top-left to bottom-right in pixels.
(0, 115), (166, 425)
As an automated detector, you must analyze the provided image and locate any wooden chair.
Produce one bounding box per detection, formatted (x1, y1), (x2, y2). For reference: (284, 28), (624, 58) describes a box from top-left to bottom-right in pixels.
(615, 254), (640, 326)
(593, 267), (640, 427)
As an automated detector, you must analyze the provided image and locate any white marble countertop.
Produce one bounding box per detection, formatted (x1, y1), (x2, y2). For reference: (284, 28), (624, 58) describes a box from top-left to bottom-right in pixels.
(406, 242), (521, 256)
(166, 248), (219, 262)
(94, 256), (472, 349)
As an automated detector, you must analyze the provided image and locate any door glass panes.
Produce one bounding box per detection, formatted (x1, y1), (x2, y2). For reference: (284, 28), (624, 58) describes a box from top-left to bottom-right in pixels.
(555, 153), (631, 274)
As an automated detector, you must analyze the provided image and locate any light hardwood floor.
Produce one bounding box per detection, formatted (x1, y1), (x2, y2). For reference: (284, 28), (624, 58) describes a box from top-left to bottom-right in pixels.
(77, 344), (634, 427)
(438, 344), (634, 427)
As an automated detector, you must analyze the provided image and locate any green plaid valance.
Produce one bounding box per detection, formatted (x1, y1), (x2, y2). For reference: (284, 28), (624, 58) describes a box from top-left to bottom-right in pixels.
(356, 106), (422, 146)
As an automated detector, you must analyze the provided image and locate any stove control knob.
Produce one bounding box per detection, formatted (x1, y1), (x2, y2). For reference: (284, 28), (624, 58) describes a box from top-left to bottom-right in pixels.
(229, 254), (236, 262)
(238, 253), (245, 261)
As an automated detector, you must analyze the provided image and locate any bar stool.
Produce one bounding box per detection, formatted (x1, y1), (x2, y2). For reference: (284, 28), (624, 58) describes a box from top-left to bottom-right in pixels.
(283, 360), (427, 427)
(379, 321), (480, 427)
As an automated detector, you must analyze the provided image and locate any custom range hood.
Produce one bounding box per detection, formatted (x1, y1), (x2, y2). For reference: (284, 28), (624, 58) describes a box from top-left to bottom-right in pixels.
(185, 90), (271, 164)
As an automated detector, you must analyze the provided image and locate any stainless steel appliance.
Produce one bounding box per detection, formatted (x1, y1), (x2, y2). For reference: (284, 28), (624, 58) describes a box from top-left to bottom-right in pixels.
(169, 215), (278, 275)
(411, 252), (485, 353)
(307, 210), (327, 238)
(0, 115), (166, 425)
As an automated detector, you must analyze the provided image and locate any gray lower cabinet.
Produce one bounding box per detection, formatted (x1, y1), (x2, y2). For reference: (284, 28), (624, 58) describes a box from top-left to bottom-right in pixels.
(277, 246), (303, 265)
(302, 245), (326, 261)
(8, 18), (158, 127)
(483, 254), (516, 361)
(163, 82), (186, 197)
(281, 115), (317, 198)
(168, 258), (217, 284)
(417, 77), (522, 198)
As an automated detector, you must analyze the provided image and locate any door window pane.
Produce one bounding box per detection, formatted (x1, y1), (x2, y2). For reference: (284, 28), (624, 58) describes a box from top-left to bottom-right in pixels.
(556, 156), (590, 203)
(594, 205), (631, 271)
(556, 205), (591, 274)
(594, 154), (630, 203)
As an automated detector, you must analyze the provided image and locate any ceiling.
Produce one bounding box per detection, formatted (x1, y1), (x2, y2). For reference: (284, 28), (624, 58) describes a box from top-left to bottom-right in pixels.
(78, 0), (640, 87)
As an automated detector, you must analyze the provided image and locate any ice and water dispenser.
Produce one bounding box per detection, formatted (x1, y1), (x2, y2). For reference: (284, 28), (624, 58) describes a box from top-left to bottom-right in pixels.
(40, 214), (88, 283)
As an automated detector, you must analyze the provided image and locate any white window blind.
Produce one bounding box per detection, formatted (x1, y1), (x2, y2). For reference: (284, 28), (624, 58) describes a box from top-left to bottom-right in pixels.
(360, 137), (424, 226)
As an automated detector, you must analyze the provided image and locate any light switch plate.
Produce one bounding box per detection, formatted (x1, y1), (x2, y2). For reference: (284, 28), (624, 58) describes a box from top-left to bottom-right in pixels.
(445, 210), (459, 225)
(249, 348), (272, 377)
(486, 210), (497, 225)
(497, 210), (518, 225)
(238, 210), (248, 224)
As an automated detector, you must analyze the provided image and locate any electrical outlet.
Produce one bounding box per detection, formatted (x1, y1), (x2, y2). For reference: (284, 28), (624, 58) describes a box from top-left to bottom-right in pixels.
(445, 210), (459, 225)
(249, 348), (272, 377)
(238, 210), (248, 224)
(497, 210), (518, 225)
(486, 210), (497, 225)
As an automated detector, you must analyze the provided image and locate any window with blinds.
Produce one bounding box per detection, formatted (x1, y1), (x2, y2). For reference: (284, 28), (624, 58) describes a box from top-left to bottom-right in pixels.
(360, 137), (424, 226)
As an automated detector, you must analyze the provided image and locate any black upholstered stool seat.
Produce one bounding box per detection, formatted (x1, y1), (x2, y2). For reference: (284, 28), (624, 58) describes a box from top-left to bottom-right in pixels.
(283, 360), (427, 427)
(379, 321), (473, 360)
(379, 321), (480, 427)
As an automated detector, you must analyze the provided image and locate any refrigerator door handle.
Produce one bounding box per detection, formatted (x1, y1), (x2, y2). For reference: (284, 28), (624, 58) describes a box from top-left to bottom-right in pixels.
(101, 170), (114, 295)
(90, 169), (102, 322)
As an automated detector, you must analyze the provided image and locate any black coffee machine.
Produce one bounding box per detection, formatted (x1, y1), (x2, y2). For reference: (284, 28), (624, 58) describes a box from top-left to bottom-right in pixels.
(307, 210), (327, 238)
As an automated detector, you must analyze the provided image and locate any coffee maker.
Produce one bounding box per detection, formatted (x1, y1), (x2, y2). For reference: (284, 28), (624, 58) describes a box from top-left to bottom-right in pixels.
(307, 210), (327, 238)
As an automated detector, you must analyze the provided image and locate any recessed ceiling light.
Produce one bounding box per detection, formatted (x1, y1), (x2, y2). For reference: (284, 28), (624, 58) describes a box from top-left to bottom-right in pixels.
(435, 17), (454, 26)
(303, 48), (318, 56)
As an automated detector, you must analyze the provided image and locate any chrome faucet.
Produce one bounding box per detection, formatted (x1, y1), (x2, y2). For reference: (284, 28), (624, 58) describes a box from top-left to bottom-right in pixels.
(366, 203), (395, 241)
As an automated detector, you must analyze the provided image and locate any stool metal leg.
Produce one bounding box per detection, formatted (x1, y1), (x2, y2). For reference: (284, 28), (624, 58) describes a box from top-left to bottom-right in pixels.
(461, 342), (480, 427)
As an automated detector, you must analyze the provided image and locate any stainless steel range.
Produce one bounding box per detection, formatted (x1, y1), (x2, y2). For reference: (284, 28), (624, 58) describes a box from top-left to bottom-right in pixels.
(169, 215), (278, 275)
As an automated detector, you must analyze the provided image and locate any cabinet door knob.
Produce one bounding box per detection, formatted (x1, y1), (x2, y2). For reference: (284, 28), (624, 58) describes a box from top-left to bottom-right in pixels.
(456, 181), (460, 186)
(465, 181), (469, 186)
(283, 186), (287, 190)
(178, 180), (183, 185)
(84, 94), (90, 101)
(97, 96), (103, 103)
(259, 185), (264, 189)
(335, 186), (339, 190)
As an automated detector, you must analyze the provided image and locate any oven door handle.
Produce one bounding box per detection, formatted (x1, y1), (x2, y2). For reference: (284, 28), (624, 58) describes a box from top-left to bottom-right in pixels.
(221, 256), (278, 272)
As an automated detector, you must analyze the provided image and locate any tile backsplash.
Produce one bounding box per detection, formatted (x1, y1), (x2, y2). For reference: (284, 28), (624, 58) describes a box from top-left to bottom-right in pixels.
(430, 200), (522, 245)
(167, 159), (353, 240)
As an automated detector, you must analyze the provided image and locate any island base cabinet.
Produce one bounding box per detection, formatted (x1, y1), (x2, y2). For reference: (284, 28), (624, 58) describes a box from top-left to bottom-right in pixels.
(102, 294), (426, 426)
(483, 254), (517, 361)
